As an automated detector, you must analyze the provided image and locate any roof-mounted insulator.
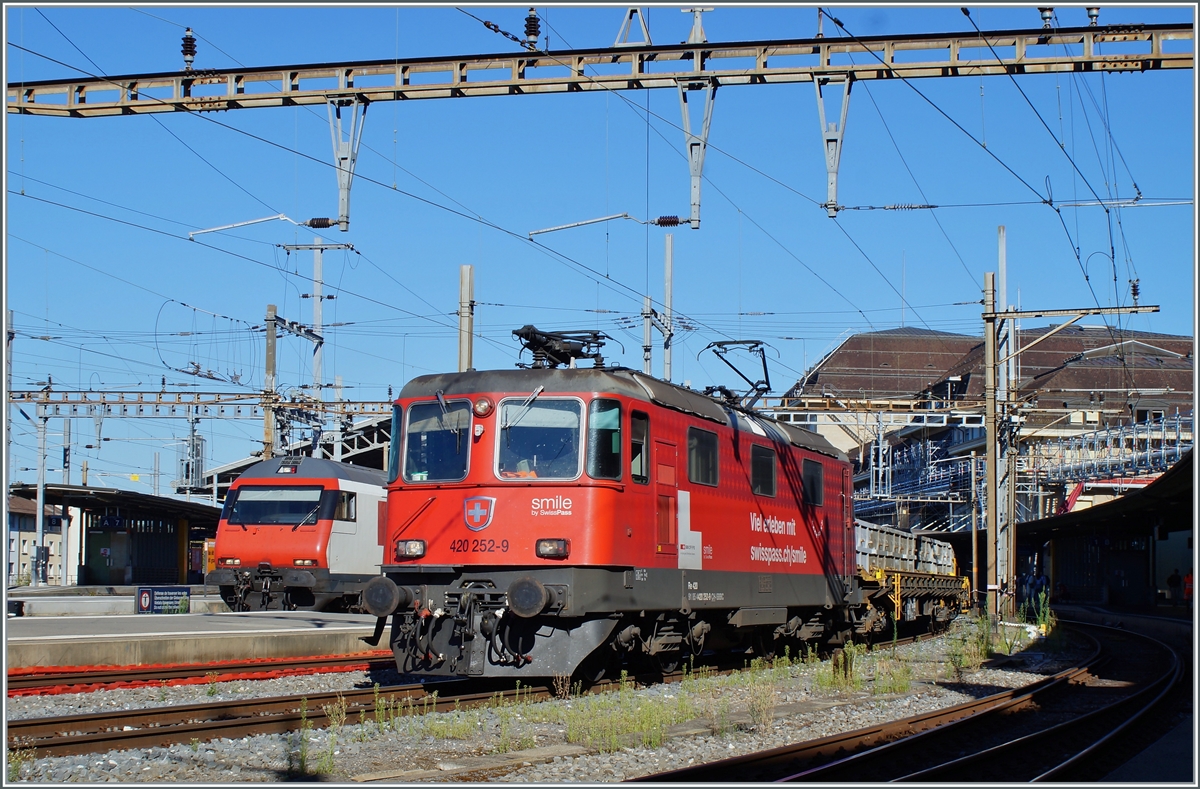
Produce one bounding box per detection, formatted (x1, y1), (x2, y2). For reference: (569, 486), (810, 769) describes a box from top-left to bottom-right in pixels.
(307, 218), (334, 229)
(524, 9), (540, 51)
(1087, 7), (1100, 25)
(1038, 7), (1054, 28)
(181, 28), (197, 71)
(653, 215), (681, 227)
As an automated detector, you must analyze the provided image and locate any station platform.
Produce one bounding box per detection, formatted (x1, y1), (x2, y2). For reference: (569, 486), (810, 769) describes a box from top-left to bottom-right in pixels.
(1104, 713), (1194, 782)
(5, 610), (381, 669)
(7, 584), (229, 617)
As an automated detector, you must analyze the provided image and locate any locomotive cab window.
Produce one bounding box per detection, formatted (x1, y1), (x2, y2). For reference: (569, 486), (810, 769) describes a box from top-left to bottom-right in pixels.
(333, 491), (356, 521)
(587, 399), (622, 480)
(802, 458), (824, 506)
(497, 398), (582, 480)
(687, 427), (719, 486)
(630, 410), (649, 484)
(223, 486), (328, 526)
(404, 400), (471, 483)
(751, 445), (776, 497)
(387, 404), (403, 483)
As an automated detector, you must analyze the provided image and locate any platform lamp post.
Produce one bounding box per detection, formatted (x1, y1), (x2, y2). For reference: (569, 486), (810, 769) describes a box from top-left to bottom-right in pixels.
(981, 287), (1159, 618)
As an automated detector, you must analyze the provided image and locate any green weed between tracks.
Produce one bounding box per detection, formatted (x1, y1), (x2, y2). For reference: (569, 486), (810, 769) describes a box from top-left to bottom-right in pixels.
(294, 635), (966, 773)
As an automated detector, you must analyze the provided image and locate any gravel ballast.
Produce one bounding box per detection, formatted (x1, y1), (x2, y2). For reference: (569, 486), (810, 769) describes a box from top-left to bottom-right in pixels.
(7, 622), (1082, 783)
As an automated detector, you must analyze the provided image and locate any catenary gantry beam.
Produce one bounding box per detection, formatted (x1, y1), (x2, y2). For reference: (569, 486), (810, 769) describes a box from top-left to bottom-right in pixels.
(7, 24), (1191, 117)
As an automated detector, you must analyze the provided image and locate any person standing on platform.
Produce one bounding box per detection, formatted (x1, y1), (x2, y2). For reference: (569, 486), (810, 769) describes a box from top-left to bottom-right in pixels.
(1167, 569), (1182, 607)
(1185, 570), (1193, 611)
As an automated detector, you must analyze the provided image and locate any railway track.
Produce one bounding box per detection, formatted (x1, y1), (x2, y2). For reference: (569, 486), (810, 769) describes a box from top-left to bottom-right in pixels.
(636, 620), (1180, 782)
(5, 629), (939, 759)
(6, 652), (396, 696)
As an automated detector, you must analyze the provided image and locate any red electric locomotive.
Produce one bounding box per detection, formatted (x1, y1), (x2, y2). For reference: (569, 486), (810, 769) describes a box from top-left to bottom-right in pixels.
(207, 457), (387, 611)
(362, 332), (964, 680)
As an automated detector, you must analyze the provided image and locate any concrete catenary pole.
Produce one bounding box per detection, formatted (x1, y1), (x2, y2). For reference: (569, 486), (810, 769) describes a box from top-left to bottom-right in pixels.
(34, 414), (46, 587)
(458, 265), (475, 372)
(312, 240), (324, 400)
(984, 271), (998, 617)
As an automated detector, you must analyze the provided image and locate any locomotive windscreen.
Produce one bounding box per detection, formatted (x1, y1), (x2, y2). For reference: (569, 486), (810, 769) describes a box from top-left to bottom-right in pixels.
(498, 398), (581, 479)
(222, 486), (331, 526)
(405, 401), (471, 482)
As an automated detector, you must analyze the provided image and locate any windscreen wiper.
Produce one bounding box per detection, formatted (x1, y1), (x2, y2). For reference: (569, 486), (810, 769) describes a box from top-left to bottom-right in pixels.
(502, 385), (545, 430)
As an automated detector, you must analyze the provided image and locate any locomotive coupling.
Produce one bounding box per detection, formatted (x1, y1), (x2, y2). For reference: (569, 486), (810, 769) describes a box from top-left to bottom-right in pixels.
(362, 576), (415, 617)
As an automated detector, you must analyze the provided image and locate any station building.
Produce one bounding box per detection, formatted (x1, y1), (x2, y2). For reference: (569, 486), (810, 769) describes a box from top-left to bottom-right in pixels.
(7, 484), (219, 586)
(779, 324), (1194, 607)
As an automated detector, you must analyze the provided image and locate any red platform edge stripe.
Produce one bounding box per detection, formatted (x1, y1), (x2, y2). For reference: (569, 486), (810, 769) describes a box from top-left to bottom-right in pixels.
(7, 650), (393, 677)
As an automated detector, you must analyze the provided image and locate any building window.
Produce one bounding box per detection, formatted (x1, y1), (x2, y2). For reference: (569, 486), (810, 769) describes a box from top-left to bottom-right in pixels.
(802, 459), (824, 506)
(687, 427), (719, 487)
(750, 445), (776, 497)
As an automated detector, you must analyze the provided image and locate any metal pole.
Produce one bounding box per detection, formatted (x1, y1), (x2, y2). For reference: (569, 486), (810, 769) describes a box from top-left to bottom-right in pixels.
(34, 415), (46, 587)
(459, 265), (474, 372)
(5, 310), (13, 505)
(996, 226), (1010, 600)
(312, 240), (324, 400)
(154, 452), (160, 497)
(642, 295), (653, 375)
(62, 420), (70, 485)
(264, 304), (277, 460)
(984, 271), (999, 617)
(663, 234), (674, 381)
(971, 451), (979, 611)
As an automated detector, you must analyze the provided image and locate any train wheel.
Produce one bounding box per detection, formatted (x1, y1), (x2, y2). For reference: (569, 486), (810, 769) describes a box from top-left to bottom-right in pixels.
(652, 652), (681, 675)
(751, 629), (778, 661)
(574, 648), (617, 687)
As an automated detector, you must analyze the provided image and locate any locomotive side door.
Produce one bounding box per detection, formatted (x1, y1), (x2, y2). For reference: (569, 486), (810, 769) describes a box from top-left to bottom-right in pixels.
(654, 440), (678, 556)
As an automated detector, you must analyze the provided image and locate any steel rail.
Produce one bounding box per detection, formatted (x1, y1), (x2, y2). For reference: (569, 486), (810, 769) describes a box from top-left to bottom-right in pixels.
(858, 621), (1182, 782)
(632, 626), (1102, 782)
(781, 622), (1175, 782)
(6, 629), (934, 758)
(6, 680), (523, 757)
(6, 652), (396, 695)
(8, 25), (1191, 118)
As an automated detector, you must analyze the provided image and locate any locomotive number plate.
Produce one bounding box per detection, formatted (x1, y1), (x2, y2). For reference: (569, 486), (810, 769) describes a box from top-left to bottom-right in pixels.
(448, 538), (510, 553)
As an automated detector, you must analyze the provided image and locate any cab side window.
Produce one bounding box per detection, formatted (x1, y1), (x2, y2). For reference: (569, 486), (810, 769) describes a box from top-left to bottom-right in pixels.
(687, 427), (719, 486)
(630, 411), (649, 484)
(802, 459), (824, 506)
(751, 445), (776, 497)
(334, 492), (357, 521)
(587, 399), (622, 480)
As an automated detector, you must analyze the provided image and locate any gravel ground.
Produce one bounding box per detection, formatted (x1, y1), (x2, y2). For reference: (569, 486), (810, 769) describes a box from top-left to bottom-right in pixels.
(7, 621), (1085, 783)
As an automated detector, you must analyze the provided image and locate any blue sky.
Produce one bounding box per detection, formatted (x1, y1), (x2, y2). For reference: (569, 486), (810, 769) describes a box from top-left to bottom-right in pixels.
(4, 4), (1195, 493)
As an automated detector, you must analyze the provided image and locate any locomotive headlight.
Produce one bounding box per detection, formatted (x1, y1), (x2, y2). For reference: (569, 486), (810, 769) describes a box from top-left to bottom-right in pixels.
(218, 558), (241, 567)
(293, 559), (318, 567)
(473, 397), (494, 417)
(396, 539), (426, 559)
(535, 538), (570, 559)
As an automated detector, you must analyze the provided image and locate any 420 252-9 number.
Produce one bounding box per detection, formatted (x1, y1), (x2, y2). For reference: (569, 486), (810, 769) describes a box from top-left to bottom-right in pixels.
(448, 538), (510, 553)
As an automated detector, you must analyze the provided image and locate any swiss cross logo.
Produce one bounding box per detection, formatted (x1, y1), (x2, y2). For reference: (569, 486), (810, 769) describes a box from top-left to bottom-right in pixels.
(463, 497), (496, 531)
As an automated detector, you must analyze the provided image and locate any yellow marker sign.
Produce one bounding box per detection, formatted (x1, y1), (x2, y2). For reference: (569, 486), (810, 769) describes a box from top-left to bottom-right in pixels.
(130, 474), (140, 481)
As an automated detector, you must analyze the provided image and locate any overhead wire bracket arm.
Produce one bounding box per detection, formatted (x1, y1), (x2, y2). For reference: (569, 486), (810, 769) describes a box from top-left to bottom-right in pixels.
(528, 213), (644, 237)
(188, 214), (303, 240)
